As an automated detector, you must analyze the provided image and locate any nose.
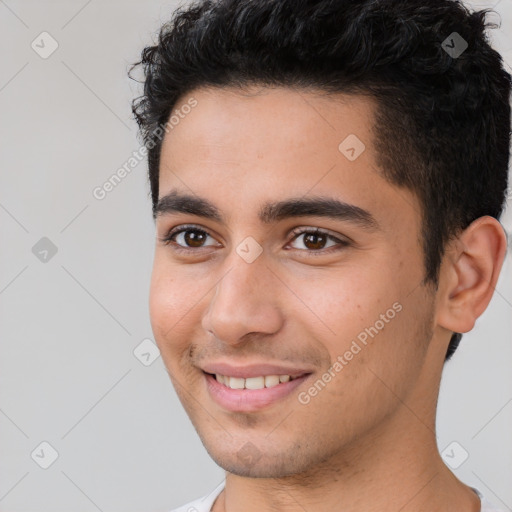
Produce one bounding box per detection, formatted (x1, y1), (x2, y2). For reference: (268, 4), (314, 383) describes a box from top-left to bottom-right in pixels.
(201, 255), (284, 346)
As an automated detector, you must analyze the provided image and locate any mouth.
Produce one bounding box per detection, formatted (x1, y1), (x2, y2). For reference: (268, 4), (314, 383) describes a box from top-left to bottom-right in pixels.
(202, 370), (312, 412)
(207, 372), (304, 390)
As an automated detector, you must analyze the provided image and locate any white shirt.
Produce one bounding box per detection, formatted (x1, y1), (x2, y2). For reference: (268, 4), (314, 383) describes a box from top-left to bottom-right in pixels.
(169, 481), (507, 512)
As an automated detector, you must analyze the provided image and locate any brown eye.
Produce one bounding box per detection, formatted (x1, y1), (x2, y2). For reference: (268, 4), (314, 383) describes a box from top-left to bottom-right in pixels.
(182, 229), (208, 247)
(160, 225), (219, 251)
(288, 227), (350, 255)
(302, 232), (329, 250)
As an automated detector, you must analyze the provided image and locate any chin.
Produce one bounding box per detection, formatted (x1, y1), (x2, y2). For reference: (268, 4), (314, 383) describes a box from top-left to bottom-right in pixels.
(201, 438), (315, 479)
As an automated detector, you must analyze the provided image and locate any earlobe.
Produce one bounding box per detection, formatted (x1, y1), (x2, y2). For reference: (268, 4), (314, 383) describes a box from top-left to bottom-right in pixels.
(436, 216), (507, 334)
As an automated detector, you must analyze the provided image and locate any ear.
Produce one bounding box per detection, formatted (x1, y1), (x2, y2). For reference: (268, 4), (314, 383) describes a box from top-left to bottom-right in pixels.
(436, 216), (508, 334)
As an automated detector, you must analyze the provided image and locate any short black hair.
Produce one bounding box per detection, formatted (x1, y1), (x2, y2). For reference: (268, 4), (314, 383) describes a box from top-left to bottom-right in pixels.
(131, 0), (511, 361)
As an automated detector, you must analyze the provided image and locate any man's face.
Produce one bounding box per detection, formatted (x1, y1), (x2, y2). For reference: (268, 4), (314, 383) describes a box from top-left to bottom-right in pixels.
(150, 86), (438, 477)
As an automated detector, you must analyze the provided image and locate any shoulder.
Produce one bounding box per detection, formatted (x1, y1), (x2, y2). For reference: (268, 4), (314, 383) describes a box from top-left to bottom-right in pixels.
(472, 487), (508, 512)
(168, 481), (225, 512)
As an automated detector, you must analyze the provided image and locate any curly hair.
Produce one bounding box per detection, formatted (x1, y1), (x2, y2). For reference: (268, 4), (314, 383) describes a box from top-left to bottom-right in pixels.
(131, 0), (511, 361)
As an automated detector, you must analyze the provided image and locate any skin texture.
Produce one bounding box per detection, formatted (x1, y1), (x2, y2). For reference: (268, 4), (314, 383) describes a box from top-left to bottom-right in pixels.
(149, 85), (506, 512)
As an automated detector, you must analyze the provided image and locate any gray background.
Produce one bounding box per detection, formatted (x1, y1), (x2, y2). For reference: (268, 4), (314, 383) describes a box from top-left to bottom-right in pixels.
(0, 0), (511, 511)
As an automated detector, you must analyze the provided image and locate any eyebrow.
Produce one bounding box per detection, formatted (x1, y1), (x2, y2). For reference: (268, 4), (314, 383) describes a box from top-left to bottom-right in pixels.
(154, 190), (380, 231)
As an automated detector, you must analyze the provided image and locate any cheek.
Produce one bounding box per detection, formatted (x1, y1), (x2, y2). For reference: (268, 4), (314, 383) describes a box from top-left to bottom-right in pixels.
(148, 259), (199, 358)
(290, 266), (392, 346)
(290, 260), (421, 394)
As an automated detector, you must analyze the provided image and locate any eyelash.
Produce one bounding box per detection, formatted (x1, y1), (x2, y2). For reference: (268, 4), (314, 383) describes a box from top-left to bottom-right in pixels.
(159, 224), (350, 256)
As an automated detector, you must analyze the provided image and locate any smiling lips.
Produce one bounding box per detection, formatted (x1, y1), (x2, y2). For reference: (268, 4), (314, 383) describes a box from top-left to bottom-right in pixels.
(201, 362), (313, 411)
(214, 373), (293, 389)
(201, 361), (313, 379)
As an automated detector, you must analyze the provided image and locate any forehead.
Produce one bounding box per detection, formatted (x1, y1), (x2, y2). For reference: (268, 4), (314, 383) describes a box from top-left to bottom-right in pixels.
(165, 85), (376, 160)
(157, 85), (420, 234)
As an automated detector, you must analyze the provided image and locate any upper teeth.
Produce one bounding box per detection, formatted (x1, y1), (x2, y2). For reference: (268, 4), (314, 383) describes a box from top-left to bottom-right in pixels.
(215, 374), (292, 389)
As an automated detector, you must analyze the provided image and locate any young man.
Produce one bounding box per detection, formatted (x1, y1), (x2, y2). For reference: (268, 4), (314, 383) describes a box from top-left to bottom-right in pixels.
(131, 0), (510, 510)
